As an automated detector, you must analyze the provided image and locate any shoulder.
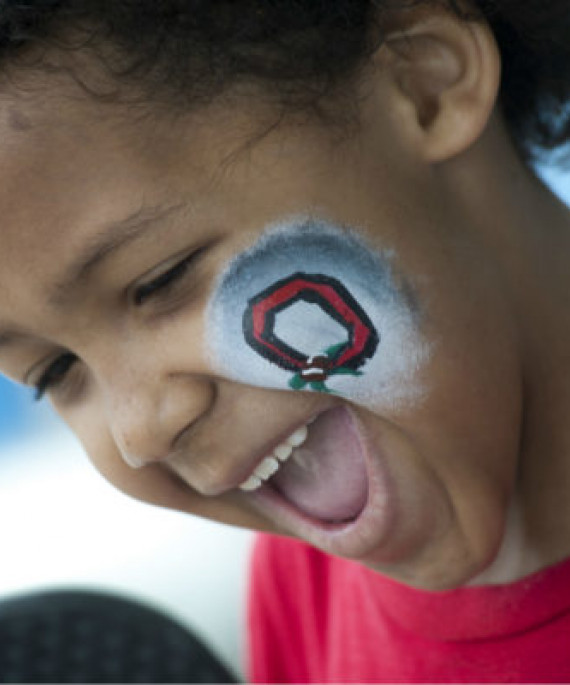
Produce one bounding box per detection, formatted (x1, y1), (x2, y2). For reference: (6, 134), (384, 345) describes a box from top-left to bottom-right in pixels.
(248, 533), (336, 628)
(247, 534), (340, 682)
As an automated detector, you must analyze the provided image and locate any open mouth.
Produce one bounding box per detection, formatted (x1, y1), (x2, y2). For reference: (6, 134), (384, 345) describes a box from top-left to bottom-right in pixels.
(268, 406), (369, 525)
(239, 405), (369, 525)
(241, 405), (394, 559)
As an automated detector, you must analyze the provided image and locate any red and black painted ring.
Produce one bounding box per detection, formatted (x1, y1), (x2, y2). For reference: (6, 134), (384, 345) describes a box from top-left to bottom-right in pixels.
(242, 273), (379, 373)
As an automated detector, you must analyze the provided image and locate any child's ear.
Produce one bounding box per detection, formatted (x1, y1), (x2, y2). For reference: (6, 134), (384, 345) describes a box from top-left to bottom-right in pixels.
(376, 4), (501, 162)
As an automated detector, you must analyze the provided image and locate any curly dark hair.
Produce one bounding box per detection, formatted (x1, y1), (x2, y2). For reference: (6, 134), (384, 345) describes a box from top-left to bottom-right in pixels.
(0, 0), (569, 164)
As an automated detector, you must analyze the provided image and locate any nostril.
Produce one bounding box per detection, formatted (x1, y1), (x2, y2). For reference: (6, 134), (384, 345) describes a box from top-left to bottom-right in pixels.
(121, 451), (145, 469)
(109, 406), (179, 470)
(120, 451), (172, 470)
(171, 420), (195, 454)
(107, 379), (212, 471)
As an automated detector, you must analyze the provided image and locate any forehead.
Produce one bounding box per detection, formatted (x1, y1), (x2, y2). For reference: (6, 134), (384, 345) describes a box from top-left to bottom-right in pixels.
(0, 91), (230, 324)
(0, 111), (119, 313)
(0, 87), (319, 263)
(0, 84), (388, 334)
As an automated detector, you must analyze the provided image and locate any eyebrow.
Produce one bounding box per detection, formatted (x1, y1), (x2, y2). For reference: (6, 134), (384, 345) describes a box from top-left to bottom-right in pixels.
(0, 202), (186, 350)
(49, 201), (186, 306)
(0, 328), (34, 351)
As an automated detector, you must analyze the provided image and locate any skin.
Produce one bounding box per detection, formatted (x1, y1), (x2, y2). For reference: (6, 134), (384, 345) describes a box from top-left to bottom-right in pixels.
(0, 5), (569, 590)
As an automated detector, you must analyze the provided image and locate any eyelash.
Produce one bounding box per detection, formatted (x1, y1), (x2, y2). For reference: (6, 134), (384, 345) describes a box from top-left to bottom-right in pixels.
(133, 249), (202, 306)
(34, 251), (201, 401)
(34, 353), (79, 401)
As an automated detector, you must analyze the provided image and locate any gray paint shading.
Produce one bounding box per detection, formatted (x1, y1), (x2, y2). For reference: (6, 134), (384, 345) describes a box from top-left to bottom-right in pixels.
(205, 217), (431, 409)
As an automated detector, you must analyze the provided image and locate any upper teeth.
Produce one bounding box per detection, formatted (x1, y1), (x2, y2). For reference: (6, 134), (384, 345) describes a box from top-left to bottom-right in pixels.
(239, 423), (309, 492)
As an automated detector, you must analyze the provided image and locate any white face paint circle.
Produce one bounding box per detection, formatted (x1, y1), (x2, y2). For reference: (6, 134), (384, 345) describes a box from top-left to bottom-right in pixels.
(205, 217), (432, 410)
(273, 301), (348, 359)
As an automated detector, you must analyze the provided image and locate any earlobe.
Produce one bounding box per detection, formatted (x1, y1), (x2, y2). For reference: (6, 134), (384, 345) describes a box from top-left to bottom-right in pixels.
(379, 5), (501, 162)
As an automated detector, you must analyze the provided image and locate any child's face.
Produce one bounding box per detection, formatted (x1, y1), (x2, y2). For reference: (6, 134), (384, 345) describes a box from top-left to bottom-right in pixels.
(0, 91), (521, 589)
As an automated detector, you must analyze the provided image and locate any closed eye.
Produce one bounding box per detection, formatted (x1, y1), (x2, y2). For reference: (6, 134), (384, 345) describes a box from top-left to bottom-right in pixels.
(133, 248), (206, 306)
(34, 353), (79, 401)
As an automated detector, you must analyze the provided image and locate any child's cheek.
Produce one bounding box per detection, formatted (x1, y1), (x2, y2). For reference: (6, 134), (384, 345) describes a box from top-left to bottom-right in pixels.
(205, 218), (432, 411)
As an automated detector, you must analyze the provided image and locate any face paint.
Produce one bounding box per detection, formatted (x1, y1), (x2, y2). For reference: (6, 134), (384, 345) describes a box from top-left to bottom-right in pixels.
(206, 218), (431, 409)
(243, 272), (379, 393)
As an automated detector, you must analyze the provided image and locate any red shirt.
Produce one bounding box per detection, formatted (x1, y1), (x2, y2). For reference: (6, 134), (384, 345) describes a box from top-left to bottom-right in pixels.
(247, 534), (570, 682)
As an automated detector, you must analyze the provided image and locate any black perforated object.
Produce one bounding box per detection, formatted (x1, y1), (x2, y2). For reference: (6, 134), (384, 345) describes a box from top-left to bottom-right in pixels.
(0, 589), (238, 683)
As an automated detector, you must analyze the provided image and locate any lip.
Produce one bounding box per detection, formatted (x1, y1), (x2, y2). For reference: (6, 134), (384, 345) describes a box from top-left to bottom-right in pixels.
(172, 409), (326, 497)
(244, 404), (396, 560)
(229, 411), (323, 493)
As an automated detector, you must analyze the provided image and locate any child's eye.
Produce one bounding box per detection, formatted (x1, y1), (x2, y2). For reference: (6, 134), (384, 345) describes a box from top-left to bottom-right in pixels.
(133, 249), (205, 307)
(34, 353), (79, 401)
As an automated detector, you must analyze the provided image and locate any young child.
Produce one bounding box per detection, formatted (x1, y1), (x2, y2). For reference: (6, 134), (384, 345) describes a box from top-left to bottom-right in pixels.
(0, 1), (569, 681)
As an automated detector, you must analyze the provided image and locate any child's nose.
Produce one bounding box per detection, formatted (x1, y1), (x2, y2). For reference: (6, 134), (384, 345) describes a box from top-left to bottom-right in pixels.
(101, 368), (215, 469)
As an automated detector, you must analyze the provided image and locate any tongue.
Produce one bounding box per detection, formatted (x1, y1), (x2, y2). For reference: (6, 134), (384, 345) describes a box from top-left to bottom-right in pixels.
(271, 407), (368, 523)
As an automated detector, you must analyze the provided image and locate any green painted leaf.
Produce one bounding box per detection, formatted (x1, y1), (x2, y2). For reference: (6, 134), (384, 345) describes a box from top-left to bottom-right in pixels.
(310, 381), (333, 394)
(289, 374), (307, 391)
(325, 342), (347, 358)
